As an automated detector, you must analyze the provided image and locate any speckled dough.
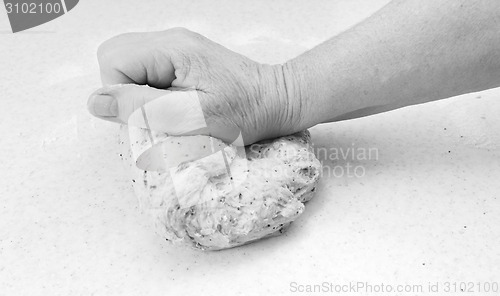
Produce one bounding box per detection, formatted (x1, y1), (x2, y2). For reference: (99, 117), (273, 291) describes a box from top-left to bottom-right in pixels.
(120, 128), (322, 250)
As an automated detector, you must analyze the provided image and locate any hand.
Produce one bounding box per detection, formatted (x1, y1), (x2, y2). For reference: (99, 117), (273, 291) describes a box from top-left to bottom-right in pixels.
(87, 28), (303, 145)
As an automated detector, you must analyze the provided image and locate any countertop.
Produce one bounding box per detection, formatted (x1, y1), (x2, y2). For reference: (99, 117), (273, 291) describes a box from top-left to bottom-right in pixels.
(1, 0), (499, 295)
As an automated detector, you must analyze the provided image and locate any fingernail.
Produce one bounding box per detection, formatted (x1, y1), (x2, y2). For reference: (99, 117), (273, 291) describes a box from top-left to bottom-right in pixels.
(89, 94), (118, 117)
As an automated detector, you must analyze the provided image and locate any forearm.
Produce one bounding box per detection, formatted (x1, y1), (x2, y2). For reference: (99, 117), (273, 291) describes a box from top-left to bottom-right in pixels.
(285, 0), (500, 127)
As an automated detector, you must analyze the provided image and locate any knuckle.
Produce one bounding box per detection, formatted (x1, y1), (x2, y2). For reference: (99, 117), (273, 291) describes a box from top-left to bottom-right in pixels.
(163, 27), (204, 42)
(97, 32), (141, 60)
(97, 43), (116, 68)
(96, 42), (109, 62)
(166, 27), (192, 36)
(96, 38), (119, 64)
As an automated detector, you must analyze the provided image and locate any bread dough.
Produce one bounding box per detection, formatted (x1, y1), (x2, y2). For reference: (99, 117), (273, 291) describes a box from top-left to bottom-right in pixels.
(120, 128), (322, 250)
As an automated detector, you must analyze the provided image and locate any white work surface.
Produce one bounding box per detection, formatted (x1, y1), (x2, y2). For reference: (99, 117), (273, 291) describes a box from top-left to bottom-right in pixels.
(1, 1), (499, 295)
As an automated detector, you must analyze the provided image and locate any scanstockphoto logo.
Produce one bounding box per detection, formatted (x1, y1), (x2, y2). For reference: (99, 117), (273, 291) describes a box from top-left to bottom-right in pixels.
(3, 0), (79, 33)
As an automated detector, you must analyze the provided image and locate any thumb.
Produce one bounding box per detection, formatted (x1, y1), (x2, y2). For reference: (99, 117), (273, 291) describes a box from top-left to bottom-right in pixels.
(87, 84), (241, 143)
(87, 84), (170, 124)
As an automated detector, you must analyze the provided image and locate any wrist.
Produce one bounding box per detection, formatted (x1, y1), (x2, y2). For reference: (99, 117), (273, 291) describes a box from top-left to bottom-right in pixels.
(252, 63), (299, 138)
(280, 59), (321, 130)
(264, 63), (312, 135)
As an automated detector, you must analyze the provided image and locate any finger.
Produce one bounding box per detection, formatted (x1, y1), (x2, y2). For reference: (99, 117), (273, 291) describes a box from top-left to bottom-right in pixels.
(97, 31), (176, 89)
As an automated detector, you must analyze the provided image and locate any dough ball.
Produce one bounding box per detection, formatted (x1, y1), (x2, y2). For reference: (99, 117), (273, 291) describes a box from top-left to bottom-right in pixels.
(120, 128), (322, 250)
